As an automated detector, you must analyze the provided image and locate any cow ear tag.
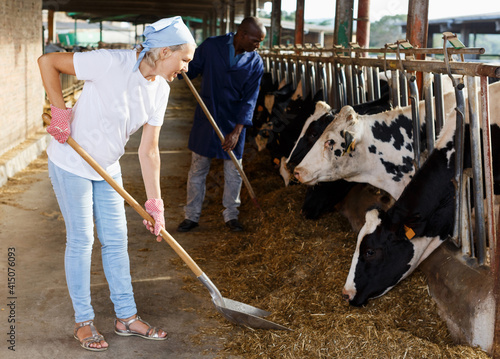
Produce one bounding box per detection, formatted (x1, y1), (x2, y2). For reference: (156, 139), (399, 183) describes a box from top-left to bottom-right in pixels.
(404, 225), (415, 239)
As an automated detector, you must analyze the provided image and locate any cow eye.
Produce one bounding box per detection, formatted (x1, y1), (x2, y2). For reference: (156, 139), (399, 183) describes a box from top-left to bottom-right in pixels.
(363, 248), (380, 262)
(325, 139), (335, 150)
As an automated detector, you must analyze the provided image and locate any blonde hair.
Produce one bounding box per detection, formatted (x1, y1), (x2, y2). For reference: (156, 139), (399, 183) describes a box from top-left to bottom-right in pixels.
(136, 44), (187, 68)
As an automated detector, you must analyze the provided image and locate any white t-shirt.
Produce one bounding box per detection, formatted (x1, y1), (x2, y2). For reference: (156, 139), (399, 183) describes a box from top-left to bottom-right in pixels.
(47, 49), (170, 180)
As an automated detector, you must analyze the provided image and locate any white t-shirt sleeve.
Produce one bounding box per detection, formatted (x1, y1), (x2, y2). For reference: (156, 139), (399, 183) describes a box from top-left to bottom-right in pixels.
(74, 50), (113, 81)
(148, 83), (170, 127)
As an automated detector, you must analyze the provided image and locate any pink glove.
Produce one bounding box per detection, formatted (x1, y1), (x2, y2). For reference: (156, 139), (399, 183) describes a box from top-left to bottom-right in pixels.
(143, 198), (165, 242)
(47, 105), (72, 143)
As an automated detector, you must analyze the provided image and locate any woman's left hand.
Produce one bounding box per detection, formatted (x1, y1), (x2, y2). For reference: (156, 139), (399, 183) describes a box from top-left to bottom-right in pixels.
(143, 198), (165, 242)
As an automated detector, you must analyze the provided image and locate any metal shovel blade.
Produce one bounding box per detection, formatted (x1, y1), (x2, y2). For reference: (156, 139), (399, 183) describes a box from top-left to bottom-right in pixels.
(198, 273), (291, 331)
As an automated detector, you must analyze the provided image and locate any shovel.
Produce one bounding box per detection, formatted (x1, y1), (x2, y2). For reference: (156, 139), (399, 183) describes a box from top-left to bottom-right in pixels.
(181, 71), (262, 212)
(42, 113), (289, 330)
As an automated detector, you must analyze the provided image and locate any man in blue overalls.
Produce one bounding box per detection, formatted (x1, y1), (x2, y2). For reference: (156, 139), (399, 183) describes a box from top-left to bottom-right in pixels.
(178, 17), (266, 232)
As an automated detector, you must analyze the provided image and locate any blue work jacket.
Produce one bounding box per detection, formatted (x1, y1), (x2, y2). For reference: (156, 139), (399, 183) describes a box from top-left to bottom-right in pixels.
(185, 33), (264, 159)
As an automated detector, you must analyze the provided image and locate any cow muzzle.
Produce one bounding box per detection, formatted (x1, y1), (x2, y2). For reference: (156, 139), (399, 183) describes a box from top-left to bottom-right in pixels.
(341, 286), (355, 302)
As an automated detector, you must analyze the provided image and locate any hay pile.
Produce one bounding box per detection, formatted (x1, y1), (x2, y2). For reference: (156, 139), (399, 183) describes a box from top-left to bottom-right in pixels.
(173, 145), (491, 358)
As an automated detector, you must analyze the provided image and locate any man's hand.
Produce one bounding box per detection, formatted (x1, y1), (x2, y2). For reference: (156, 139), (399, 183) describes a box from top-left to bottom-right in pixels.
(222, 124), (244, 152)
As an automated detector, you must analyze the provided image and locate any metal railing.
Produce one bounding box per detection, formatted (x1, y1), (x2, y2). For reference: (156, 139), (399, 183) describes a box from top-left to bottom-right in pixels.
(259, 34), (499, 269)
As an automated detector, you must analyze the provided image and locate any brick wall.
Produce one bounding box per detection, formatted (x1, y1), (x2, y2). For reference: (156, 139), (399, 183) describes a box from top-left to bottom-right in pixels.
(0, 0), (44, 156)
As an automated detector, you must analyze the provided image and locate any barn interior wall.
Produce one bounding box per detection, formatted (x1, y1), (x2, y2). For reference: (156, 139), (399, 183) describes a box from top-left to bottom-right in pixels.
(0, 0), (44, 157)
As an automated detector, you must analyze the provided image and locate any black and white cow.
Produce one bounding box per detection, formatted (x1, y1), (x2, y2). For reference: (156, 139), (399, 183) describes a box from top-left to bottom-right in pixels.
(286, 80), (391, 173)
(293, 91), (458, 200)
(341, 109), (500, 307)
(282, 85), (392, 220)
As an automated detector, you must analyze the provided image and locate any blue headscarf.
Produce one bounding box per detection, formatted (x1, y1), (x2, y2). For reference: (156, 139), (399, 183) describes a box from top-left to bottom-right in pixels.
(133, 16), (195, 72)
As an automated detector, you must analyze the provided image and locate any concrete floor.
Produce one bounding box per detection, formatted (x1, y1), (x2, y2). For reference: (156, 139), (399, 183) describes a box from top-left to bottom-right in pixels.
(0, 79), (238, 358)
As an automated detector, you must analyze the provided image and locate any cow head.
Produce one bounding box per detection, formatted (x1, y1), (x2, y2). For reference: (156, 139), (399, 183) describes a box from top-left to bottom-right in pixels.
(342, 208), (443, 307)
(293, 106), (363, 185)
(285, 101), (332, 173)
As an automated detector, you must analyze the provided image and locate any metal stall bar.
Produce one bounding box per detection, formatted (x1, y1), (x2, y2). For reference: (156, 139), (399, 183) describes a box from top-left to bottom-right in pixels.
(423, 72), (435, 153)
(408, 76), (421, 169)
(391, 70), (400, 107)
(467, 76), (486, 265)
(283, 58), (289, 84)
(366, 66), (375, 102)
(318, 61), (328, 103)
(373, 67), (381, 100)
(399, 71), (408, 107)
(352, 65), (360, 105)
(479, 76), (497, 268)
(308, 61), (317, 97)
(357, 66), (366, 103)
(290, 60), (298, 90)
(336, 63), (348, 109)
(452, 81), (466, 248)
(434, 73), (445, 133)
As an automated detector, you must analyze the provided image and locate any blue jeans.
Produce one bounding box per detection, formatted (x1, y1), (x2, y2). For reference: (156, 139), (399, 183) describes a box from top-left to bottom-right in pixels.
(184, 152), (242, 223)
(48, 160), (137, 323)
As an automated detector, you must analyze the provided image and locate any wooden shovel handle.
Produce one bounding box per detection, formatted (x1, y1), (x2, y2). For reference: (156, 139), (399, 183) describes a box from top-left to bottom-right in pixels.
(42, 113), (204, 277)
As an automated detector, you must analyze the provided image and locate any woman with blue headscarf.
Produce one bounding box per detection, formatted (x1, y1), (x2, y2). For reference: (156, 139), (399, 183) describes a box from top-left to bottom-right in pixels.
(37, 16), (196, 351)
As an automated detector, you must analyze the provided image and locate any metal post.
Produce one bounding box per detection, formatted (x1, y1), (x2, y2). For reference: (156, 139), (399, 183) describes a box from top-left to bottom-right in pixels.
(295, 0), (304, 46)
(407, 0), (429, 98)
(48, 9), (55, 43)
(244, 0), (251, 18)
(356, 0), (370, 57)
(74, 18), (77, 46)
(270, 0), (282, 47)
(334, 0), (354, 47)
(229, 0), (235, 33)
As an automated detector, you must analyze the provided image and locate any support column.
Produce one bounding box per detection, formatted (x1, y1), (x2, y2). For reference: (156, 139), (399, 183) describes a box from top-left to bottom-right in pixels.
(334, 0), (354, 47)
(356, 0), (370, 56)
(407, 0), (429, 98)
(294, 0), (304, 46)
(270, 0), (281, 47)
(229, 0), (235, 32)
(244, 0), (251, 18)
(47, 9), (55, 43)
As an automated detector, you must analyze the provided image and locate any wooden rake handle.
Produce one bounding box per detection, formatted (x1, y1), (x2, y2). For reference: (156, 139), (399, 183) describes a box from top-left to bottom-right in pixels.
(181, 71), (262, 211)
(42, 113), (204, 277)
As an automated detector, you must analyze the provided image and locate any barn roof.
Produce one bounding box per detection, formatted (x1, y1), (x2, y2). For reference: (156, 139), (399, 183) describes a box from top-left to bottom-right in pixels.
(42, 0), (261, 24)
(428, 12), (500, 35)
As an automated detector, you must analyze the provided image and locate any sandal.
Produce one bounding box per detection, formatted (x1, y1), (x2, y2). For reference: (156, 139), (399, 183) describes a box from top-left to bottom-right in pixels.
(73, 320), (108, 352)
(114, 315), (168, 341)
